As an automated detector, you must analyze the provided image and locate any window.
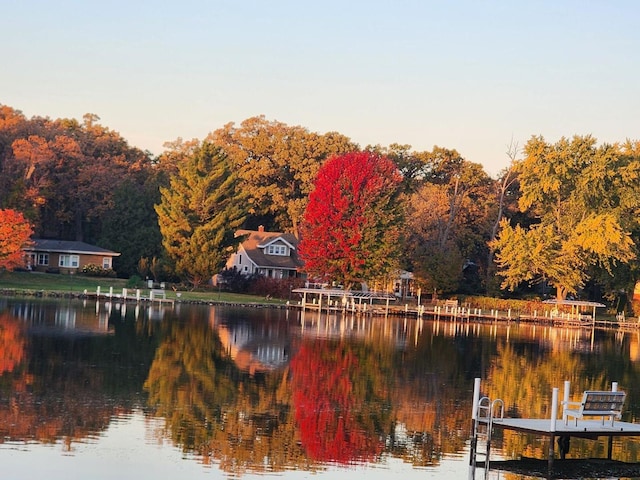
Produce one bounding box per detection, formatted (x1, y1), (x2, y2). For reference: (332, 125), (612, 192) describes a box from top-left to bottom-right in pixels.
(59, 254), (79, 268)
(102, 257), (112, 269)
(266, 244), (287, 256)
(37, 253), (49, 266)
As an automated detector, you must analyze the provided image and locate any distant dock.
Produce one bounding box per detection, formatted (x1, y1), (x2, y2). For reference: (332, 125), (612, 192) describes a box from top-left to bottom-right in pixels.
(84, 286), (175, 306)
(289, 288), (637, 331)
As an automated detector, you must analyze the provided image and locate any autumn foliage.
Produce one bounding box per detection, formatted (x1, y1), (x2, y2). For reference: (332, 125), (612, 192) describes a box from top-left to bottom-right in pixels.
(0, 312), (25, 374)
(0, 209), (33, 270)
(298, 151), (403, 287)
(289, 340), (384, 463)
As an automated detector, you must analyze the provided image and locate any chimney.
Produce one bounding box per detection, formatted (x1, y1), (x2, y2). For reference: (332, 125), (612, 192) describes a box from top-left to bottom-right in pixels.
(258, 225), (264, 232)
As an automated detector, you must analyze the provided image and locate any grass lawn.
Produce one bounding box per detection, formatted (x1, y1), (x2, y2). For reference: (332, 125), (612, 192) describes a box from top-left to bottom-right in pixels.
(0, 271), (286, 305)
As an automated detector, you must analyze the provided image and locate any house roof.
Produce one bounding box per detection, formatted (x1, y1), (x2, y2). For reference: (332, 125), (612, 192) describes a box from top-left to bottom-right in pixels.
(26, 239), (120, 257)
(235, 229), (303, 270)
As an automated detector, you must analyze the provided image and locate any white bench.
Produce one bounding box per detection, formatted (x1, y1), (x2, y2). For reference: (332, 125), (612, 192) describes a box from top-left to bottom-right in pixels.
(563, 390), (626, 426)
(444, 299), (458, 309)
(150, 288), (166, 300)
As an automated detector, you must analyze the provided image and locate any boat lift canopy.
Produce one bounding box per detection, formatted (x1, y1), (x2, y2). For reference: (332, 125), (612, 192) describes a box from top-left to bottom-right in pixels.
(292, 287), (396, 313)
(542, 299), (606, 323)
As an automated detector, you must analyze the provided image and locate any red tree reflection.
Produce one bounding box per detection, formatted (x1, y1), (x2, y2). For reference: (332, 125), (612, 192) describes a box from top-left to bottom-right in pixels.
(0, 312), (25, 374)
(290, 340), (384, 464)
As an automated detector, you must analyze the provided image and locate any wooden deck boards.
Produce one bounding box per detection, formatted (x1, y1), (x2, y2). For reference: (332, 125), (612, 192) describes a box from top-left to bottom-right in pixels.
(479, 417), (640, 437)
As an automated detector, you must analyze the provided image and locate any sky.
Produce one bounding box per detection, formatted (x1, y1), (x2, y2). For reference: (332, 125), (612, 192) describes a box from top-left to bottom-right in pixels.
(2, 0), (639, 177)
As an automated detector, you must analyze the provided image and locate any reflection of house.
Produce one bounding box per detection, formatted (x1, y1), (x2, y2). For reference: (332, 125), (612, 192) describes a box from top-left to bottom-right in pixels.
(225, 226), (304, 279)
(24, 239), (120, 274)
(216, 323), (289, 375)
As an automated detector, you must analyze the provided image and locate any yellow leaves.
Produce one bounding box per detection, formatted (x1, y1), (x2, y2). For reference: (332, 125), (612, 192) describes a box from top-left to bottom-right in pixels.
(571, 213), (635, 263)
(492, 219), (587, 296)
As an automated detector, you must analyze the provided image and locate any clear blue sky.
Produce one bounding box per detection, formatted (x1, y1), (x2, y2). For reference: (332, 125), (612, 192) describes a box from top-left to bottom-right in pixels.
(2, 0), (638, 176)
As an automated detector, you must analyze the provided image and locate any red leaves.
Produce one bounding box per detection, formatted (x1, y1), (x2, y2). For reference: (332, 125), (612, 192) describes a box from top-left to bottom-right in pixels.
(289, 341), (383, 463)
(299, 151), (403, 286)
(0, 313), (25, 374)
(0, 209), (33, 270)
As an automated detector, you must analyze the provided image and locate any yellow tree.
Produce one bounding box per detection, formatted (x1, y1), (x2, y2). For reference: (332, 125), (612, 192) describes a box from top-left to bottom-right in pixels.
(208, 116), (356, 237)
(491, 136), (638, 300)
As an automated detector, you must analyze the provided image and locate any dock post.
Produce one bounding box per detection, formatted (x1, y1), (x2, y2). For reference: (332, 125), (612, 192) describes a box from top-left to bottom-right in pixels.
(469, 378), (481, 466)
(563, 380), (570, 424)
(549, 387), (558, 471)
(472, 378), (481, 421)
(136, 289), (140, 302)
(550, 387), (558, 432)
(97, 286), (101, 297)
(608, 381), (619, 459)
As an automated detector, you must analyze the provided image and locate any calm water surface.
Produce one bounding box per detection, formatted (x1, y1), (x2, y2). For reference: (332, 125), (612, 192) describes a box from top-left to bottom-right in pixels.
(1, 296), (640, 479)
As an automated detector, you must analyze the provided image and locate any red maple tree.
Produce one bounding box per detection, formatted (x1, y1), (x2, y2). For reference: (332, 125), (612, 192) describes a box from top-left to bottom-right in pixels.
(0, 209), (33, 270)
(298, 151), (403, 288)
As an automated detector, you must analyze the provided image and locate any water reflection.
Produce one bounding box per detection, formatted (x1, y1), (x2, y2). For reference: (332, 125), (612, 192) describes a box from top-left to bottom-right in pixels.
(1, 297), (640, 479)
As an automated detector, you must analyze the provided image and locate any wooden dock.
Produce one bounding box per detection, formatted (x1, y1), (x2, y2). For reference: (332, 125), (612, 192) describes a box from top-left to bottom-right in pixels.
(86, 286), (175, 306)
(470, 378), (640, 478)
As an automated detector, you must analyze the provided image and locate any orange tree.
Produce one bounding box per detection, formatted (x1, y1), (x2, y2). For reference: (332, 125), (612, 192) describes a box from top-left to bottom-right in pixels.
(0, 209), (32, 270)
(298, 151), (403, 288)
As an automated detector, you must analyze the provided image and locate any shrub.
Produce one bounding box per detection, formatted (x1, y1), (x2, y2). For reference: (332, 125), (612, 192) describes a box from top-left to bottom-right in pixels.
(248, 276), (305, 299)
(80, 263), (117, 277)
(218, 267), (257, 293)
(126, 275), (143, 288)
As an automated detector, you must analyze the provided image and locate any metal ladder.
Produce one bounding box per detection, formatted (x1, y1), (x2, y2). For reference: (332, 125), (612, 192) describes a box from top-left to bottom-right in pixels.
(471, 396), (504, 473)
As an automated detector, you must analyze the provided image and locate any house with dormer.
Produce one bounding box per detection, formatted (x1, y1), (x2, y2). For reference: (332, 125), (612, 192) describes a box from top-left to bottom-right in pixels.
(225, 226), (304, 279)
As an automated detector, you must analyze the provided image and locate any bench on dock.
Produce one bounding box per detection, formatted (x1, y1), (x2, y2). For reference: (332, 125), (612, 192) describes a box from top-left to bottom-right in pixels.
(444, 299), (459, 309)
(150, 288), (166, 301)
(563, 390), (626, 426)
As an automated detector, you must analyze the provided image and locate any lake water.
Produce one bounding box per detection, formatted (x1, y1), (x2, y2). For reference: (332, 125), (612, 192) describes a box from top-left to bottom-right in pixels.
(1, 296), (640, 480)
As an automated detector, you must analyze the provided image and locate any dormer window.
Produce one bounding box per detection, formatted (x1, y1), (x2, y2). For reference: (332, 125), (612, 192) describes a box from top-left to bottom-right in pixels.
(267, 244), (287, 256)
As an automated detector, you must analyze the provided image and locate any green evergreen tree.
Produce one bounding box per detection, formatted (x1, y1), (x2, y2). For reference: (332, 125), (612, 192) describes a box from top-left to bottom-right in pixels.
(98, 177), (163, 277)
(155, 142), (246, 287)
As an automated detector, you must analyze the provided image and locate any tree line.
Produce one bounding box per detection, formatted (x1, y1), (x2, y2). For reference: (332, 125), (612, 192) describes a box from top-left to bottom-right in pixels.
(1, 104), (639, 307)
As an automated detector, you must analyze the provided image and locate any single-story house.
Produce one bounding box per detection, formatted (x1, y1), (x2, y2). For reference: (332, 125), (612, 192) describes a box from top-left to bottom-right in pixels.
(225, 226), (304, 279)
(24, 239), (120, 274)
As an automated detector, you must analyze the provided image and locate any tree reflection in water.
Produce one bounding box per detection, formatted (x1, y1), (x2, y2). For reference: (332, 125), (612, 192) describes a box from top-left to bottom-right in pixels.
(0, 312), (25, 375)
(2, 298), (640, 478)
(290, 339), (387, 463)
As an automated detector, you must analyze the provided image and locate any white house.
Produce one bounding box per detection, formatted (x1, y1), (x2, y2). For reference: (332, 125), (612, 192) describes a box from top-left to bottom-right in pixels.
(225, 226), (304, 279)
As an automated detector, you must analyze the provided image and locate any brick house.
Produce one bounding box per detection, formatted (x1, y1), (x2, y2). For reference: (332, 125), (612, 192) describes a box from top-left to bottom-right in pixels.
(24, 239), (120, 274)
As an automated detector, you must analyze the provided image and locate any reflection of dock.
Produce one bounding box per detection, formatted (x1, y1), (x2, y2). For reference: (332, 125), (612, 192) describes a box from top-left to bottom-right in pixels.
(477, 457), (640, 479)
(469, 377), (640, 479)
